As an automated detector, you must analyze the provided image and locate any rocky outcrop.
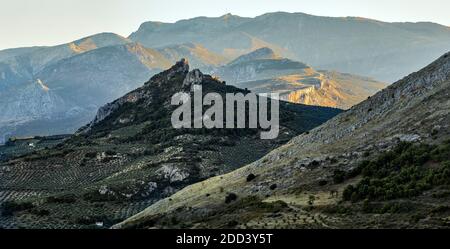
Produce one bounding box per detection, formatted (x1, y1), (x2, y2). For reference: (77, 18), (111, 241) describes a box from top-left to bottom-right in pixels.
(183, 69), (204, 91)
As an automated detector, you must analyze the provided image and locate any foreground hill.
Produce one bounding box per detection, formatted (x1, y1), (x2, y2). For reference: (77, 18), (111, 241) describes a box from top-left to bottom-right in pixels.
(116, 52), (450, 229)
(130, 12), (450, 82)
(213, 48), (386, 109)
(0, 60), (340, 228)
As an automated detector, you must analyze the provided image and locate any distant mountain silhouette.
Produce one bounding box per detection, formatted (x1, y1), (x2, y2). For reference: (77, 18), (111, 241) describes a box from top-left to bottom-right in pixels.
(131, 12), (450, 82)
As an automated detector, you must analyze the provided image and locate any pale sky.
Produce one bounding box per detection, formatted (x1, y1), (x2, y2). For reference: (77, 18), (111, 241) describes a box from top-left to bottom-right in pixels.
(1, 0), (449, 50)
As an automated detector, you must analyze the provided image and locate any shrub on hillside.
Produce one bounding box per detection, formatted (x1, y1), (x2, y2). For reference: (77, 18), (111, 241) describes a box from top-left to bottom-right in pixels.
(246, 174), (256, 182)
(46, 194), (77, 204)
(1, 201), (34, 216)
(225, 193), (238, 204)
(343, 141), (450, 202)
(85, 152), (97, 158)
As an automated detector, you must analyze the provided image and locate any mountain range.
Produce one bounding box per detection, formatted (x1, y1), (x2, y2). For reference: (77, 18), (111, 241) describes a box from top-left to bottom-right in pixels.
(131, 12), (450, 81)
(2, 12), (449, 143)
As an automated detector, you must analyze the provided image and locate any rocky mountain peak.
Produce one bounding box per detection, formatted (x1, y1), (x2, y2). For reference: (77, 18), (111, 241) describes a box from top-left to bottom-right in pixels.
(78, 59), (233, 133)
(144, 58), (190, 86)
(167, 58), (190, 76)
(166, 58), (190, 75)
(78, 59), (190, 132)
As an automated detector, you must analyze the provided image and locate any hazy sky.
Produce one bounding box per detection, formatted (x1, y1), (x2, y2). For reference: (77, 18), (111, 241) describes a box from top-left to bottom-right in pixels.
(1, 0), (449, 50)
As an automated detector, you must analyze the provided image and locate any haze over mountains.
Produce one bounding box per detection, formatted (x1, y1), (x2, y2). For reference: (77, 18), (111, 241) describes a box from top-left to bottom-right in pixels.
(131, 12), (450, 81)
(1, 11), (449, 143)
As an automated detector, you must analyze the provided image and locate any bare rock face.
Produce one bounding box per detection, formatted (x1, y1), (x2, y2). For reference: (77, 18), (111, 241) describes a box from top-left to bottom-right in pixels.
(183, 69), (204, 89)
(156, 164), (190, 183)
(163, 58), (190, 81)
(80, 90), (151, 132)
